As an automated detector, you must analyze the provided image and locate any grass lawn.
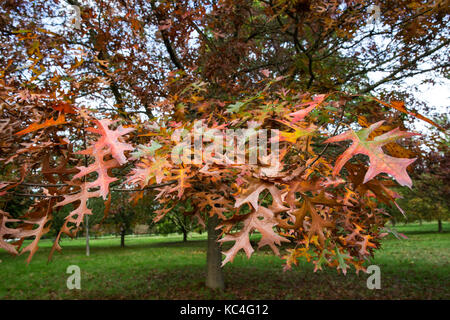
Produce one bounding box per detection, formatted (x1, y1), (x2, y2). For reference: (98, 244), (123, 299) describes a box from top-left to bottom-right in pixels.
(0, 221), (449, 300)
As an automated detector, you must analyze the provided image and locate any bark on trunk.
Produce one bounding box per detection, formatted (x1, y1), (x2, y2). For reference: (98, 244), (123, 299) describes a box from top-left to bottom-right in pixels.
(120, 230), (126, 248)
(182, 215), (188, 242)
(206, 215), (225, 290)
(438, 219), (443, 233)
(86, 214), (90, 256)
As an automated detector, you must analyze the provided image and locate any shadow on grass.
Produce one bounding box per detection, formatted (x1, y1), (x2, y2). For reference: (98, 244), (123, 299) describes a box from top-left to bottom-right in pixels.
(396, 229), (448, 235)
(79, 261), (449, 300)
(51, 228), (447, 257)
(2, 224), (448, 300)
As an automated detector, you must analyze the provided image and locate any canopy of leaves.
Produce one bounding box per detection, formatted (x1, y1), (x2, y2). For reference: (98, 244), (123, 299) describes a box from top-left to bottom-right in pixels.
(0, 0), (447, 274)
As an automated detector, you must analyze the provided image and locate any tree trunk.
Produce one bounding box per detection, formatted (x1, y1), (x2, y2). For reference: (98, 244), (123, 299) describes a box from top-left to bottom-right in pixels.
(120, 229), (126, 248)
(206, 215), (224, 290)
(438, 219), (443, 233)
(182, 215), (188, 242)
(86, 214), (90, 256)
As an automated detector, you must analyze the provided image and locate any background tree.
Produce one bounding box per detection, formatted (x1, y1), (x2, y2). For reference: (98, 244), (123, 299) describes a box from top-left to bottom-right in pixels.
(98, 191), (156, 247)
(390, 117), (450, 231)
(152, 199), (202, 242)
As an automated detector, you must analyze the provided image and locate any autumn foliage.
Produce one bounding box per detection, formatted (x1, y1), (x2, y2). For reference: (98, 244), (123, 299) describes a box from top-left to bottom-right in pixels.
(0, 81), (425, 273)
(0, 0), (447, 275)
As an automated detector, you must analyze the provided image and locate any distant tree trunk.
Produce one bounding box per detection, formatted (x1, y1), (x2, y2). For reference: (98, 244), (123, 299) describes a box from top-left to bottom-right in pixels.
(120, 227), (126, 248)
(438, 219), (443, 233)
(206, 215), (224, 290)
(86, 214), (90, 256)
(391, 218), (396, 226)
(182, 215), (188, 242)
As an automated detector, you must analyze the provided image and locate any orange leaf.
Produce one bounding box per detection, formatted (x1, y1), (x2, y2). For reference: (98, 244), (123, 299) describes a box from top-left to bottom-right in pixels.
(53, 101), (77, 114)
(371, 98), (444, 131)
(15, 114), (66, 135)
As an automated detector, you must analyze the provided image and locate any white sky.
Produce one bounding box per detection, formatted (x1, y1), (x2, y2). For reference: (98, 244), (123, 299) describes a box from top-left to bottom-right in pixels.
(369, 70), (449, 133)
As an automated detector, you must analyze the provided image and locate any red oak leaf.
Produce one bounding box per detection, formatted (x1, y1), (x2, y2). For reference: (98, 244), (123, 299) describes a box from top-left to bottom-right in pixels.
(219, 206), (289, 265)
(86, 119), (135, 165)
(55, 182), (101, 227)
(74, 147), (119, 199)
(0, 210), (21, 254)
(287, 94), (327, 123)
(127, 156), (172, 187)
(324, 121), (419, 187)
(15, 114), (67, 136)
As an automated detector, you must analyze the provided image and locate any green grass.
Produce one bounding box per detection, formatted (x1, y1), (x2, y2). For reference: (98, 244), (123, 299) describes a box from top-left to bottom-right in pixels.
(1, 222), (449, 299)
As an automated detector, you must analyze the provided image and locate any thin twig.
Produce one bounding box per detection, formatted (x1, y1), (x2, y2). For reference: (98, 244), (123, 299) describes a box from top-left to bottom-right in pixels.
(299, 99), (348, 175)
(1, 182), (67, 187)
(6, 181), (177, 198)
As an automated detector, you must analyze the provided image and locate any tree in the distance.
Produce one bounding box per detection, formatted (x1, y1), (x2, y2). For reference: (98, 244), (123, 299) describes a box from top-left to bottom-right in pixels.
(98, 192), (156, 247)
(153, 199), (202, 242)
(393, 118), (450, 232)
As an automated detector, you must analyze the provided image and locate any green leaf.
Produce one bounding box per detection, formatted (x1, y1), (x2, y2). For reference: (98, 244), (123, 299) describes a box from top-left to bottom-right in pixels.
(131, 141), (162, 159)
(335, 245), (351, 275)
(226, 101), (245, 114)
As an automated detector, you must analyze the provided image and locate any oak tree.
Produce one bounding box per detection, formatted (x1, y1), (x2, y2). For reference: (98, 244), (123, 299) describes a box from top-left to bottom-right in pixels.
(0, 0), (448, 290)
